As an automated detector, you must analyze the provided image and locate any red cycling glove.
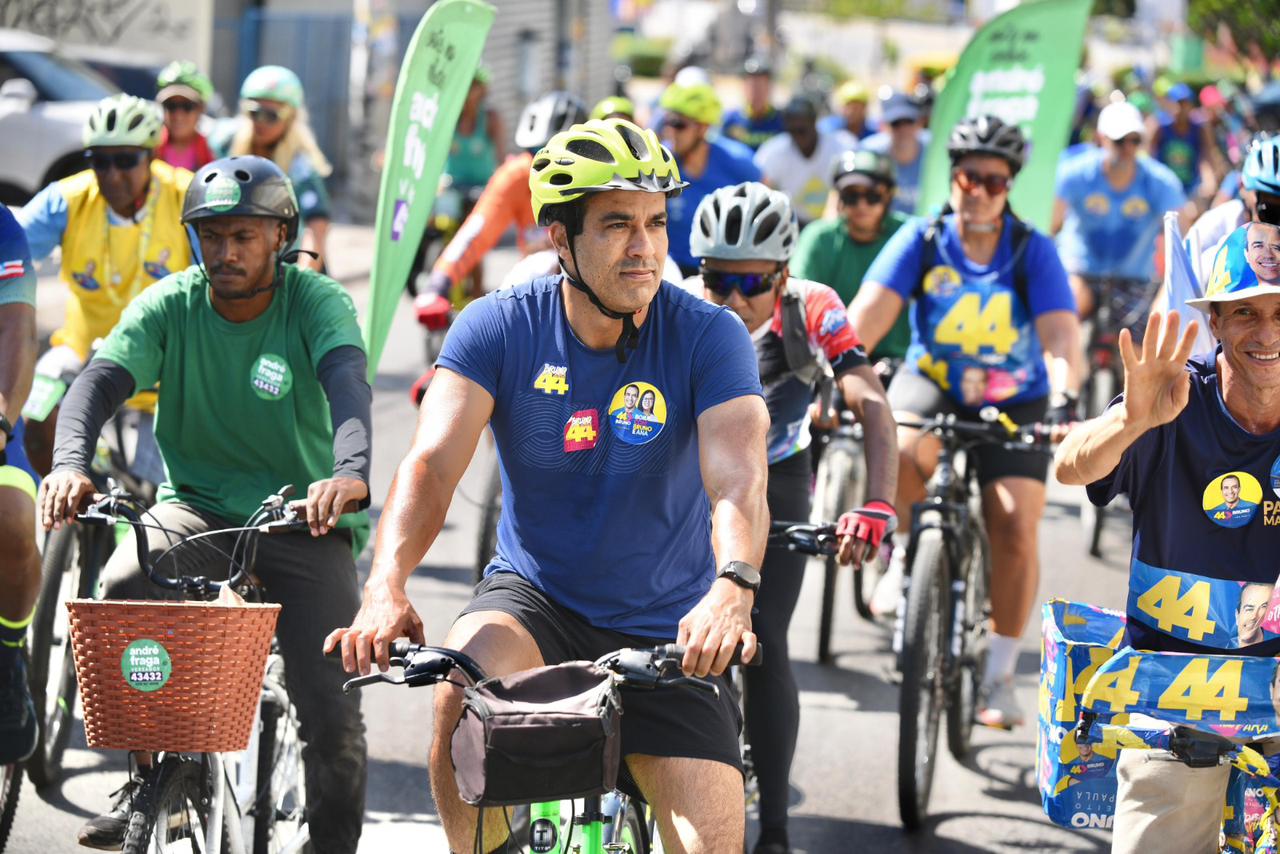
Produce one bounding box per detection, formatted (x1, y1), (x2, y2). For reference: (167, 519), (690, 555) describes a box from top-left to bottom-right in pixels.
(414, 292), (452, 330)
(836, 499), (898, 551)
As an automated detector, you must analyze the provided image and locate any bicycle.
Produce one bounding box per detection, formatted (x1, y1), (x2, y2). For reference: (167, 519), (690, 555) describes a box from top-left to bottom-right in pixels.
(0, 689), (22, 852)
(69, 486), (327, 854)
(893, 411), (1052, 830)
(345, 640), (758, 854)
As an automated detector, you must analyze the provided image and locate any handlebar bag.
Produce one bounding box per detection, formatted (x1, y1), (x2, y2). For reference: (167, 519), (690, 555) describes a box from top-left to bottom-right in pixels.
(451, 661), (621, 806)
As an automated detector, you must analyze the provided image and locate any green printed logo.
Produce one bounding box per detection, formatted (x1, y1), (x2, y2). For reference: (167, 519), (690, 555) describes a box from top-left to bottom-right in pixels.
(121, 639), (171, 693)
(250, 353), (293, 400)
(206, 175), (242, 212)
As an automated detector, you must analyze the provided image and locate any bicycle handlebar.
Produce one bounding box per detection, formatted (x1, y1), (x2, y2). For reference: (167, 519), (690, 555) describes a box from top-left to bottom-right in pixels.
(896, 411), (1056, 452)
(769, 520), (838, 556)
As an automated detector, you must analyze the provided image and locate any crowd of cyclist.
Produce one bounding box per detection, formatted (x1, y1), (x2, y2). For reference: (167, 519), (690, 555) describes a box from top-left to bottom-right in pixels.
(0, 42), (1279, 854)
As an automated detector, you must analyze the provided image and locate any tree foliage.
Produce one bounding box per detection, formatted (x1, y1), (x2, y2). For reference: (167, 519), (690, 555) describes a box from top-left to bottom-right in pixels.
(1188, 0), (1280, 64)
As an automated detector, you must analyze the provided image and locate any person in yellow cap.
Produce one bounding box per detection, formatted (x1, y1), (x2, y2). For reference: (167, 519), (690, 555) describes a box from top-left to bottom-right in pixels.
(820, 78), (879, 140)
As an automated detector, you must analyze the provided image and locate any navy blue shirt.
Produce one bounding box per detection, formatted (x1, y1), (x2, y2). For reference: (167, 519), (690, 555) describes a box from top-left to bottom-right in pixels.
(1089, 354), (1280, 654)
(720, 107), (786, 151)
(666, 137), (762, 274)
(437, 276), (763, 636)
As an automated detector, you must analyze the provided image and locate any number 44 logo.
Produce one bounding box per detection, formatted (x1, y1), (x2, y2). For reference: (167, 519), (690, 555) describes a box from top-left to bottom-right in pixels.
(534, 363), (569, 395)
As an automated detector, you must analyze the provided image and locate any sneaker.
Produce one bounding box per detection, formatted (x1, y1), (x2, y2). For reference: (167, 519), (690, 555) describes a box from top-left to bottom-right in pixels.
(77, 775), (145, 850)
(976, 677), (1025, 730)
(869, 546), (906, 618)
(0, 645), (36, 765)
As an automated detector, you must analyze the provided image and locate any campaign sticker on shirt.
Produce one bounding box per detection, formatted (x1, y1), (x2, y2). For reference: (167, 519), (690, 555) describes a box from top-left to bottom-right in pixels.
(1121, 197), (1151, 219)
(250, 353), (293, 400)
(608, 382), (667, 445)
(72, 261), (101, 291)
(564, 409), (599, 453)
(532, 363), (569, 396)
(922, 265), (962, 298)
(144, 248), (173, 281)
(1202, 471), (1262, 529)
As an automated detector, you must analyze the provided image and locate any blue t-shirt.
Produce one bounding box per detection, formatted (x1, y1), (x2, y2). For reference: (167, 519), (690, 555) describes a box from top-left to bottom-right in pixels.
(1155, 115), (1204, 194)
(0, 205), (36, 308)
(720, 107), (785, 152)
(1054, 150), (1186, 280)
(436, 276), (763, 636)
(866, 213), (1074, 407)
(666, 137), (762, 273)
(1088, 354), (1280, 655)
(818, 113), (878, 140)
(861, 130), (931, 216)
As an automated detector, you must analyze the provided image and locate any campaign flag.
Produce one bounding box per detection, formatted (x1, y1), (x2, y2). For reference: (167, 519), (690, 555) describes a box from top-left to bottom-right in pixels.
(362, 0), (495, 380)
(916, 0), (1091, 231)
(1159, 211), (1217, 358)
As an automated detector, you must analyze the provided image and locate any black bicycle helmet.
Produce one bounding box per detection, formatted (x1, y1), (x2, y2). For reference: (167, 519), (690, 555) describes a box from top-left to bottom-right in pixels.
(183, 156), (300, 243)
(947, 115), (1027, 175)
(831, 149), (896, 189)
(514, 91), (588, 151)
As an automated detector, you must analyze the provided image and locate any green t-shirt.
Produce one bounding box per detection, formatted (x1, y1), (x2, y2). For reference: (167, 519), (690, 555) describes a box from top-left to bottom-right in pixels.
(790, 211), (912, 361)
(96, 264), (368, 539)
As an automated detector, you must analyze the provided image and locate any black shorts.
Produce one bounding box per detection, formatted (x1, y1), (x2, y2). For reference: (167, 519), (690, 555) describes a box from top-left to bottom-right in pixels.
(459, 572), (743, 796)
(887, 370), (1050, 487)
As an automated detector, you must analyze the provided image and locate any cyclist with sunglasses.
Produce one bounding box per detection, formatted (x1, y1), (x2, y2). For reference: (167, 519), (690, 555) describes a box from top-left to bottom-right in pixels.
(861, 91), (930, 216)
(218, 65), (332, 272)
(849, 115), (1083, 728)
(1052, 100), (1192, 325)
(154, 60), (216, 172)
(791, 149), (912, 362)
(17, 94), (190, 479)
(689, 181), (898, 854)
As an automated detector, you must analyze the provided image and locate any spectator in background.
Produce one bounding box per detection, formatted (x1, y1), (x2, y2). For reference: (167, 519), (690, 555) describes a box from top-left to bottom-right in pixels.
(219, 65), (333, 272)
(720, 55), (785, 152)
(862, 91), (931, 216)
(755, 96), (857, 228)
(791, 149), (911, 362)
(591, 95), (636, 122)
(658, 82), (761, 276)
(818, 79), (878, 141)
(154, 61), (216, 172)
(1151, 82), (1221, 205)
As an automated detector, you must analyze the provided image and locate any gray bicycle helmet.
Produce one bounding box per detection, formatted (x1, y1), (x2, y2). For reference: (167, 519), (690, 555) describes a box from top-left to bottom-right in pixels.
(690, 181), (798, 263)
(514, 91), (588, 151)
(948, 114), (1027, 175)
(83, 95), (164, 149)
(183, 156), (300, 243)
(831, 148), (896, 189)
(1242, 133), (1280, 195)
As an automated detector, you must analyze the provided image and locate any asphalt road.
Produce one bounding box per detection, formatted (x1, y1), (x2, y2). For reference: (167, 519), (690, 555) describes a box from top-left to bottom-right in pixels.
(8, 236), (1122, 853)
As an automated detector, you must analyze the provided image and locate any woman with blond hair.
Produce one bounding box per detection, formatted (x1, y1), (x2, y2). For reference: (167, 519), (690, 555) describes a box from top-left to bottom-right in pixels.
(220, 65), (332, 271)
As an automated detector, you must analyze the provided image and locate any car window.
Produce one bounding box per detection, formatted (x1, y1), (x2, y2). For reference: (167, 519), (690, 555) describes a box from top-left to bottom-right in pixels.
(82, 61), (161, 100)
(1, 50), (116, 101)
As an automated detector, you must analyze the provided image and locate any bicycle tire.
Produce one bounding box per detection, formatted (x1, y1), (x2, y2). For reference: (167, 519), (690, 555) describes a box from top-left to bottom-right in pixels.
(0, 763), (20, 853)
(815, 445), (852, 663)
(253, 658), (307, 854)
(474, 457), (503, 584)
(897, 527), (949, 831)
(122, 757), (229, 854)
(946, 520), (991, 761)
(26, 524), (100, 788)
(610, 799), (650, 854)
(1079, 366), (1115, 558)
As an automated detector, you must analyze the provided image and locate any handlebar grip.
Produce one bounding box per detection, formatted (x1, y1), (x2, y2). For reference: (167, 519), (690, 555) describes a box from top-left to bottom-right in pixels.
(286, 498), (364, 517)
(390, 639), (413, 659)
(658, 642), (763, 668)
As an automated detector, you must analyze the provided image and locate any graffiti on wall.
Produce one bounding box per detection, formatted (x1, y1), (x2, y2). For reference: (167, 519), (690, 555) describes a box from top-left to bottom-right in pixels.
(0, 0), (193, 46)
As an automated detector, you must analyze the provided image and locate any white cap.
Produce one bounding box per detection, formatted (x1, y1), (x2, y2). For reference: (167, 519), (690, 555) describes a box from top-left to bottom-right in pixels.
(673, 65), (710, 87)
(1097, 102), (1145, 141)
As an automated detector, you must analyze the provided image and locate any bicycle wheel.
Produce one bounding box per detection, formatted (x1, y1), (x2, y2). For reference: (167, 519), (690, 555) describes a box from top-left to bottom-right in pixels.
(122, 757), (231, 854)
(946, 521), (991, 761)
(812, 442), (863, 662)
(474, 457), (503, 584)
(26, 524), (100, 787)
(253, 657), (307, 854)
(609, 798), (650, 854)
(0, 762), (19, 853)
(1079, 366), (1115, 558)
(897, 528), (949, 831)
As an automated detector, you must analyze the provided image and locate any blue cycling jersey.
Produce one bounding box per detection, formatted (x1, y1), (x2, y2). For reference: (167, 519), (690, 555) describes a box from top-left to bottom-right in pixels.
(665, 137), (761, 273)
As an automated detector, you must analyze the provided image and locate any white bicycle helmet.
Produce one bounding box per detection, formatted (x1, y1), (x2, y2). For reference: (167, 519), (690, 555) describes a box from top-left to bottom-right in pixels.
(690, 181), (799, 263)
(514, 92), (587, 151)
(83, 95), (164, 149)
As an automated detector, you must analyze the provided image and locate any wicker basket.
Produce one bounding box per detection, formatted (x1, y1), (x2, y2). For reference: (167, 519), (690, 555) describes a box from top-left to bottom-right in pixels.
(67, 598), (281, 752)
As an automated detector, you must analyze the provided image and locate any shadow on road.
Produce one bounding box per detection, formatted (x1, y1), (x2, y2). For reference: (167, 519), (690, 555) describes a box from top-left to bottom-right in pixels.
(792, 658), (900, 714)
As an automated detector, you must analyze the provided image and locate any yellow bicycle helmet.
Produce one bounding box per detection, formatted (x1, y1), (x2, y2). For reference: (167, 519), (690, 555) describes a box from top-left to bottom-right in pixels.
(658, 82), (722, 127)
(529, 118), (686, 226)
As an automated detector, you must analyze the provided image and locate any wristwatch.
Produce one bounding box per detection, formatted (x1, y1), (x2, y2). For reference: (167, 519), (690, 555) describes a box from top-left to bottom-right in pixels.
(717, 560), (761, 593)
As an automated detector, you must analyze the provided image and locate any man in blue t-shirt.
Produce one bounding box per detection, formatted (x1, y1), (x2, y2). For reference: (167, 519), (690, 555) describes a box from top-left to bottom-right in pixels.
(850, 116), (1082, 730)
(719, 56), (785, 152)
(1055, 221), (1280, 853)
(327, 119), (772, 854)
(0, 205), (41, 765)
(861, 91), (930, 216)
(656, 82), (762, 275)
(1053, 100), (1191, 322)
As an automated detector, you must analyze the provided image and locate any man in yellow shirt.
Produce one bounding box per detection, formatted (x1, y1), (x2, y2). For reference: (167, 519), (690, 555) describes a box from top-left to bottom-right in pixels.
(18, 94), (192, 477)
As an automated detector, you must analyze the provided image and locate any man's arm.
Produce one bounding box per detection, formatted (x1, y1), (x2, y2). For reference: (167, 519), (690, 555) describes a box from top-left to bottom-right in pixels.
(309, 345), (373, 536)
(835, 364), (898, 563)
(0, 303), (36, 428)
(1050, 197), (1068, 236)
(676, 394), (770, 678)
(1035, 309), (1084, 402)
(847, 282), (906, 356)
(324, 367), (494, 673)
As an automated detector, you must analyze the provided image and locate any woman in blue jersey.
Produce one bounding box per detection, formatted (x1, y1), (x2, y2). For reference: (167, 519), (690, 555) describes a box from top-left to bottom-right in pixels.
(849, 115), (1083, 729)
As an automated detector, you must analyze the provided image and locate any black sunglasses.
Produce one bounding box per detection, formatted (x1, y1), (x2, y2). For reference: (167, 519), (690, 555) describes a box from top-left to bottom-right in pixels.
(164, 99), (199, 113)
(702, 267), (784, 298)
(665, 117), (691, 132)
(840, 188), (886, 207)
(85, 150), (146, 172)
(953, 167), (1012, 195)
(249, 107), (283, 125)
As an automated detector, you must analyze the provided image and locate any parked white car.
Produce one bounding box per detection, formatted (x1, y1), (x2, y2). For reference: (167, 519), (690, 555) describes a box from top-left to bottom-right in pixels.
(0, 29), (119, 205)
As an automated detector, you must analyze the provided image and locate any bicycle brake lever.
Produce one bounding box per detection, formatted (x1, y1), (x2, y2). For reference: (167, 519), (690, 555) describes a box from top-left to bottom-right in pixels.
(662, 675), (719, 696)
(341, 671), (405, 694)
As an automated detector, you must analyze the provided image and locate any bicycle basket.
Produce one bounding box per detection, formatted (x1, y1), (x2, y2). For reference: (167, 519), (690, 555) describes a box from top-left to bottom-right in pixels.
(67, 598), (281, 752)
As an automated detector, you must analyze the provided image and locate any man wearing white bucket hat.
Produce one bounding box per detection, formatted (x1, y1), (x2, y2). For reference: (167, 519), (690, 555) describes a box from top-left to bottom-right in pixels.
(1054, 221), (1280, 852)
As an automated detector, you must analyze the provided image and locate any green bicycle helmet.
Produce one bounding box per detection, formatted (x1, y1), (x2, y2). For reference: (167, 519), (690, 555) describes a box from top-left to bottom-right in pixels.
(83, 95), (163, 149)
(156, 60), (213, 103)
(529, 118), (686, 226)
(240, 65), (304, 109)
(658, 82), (722, 127)
(590, 95), (636, 122)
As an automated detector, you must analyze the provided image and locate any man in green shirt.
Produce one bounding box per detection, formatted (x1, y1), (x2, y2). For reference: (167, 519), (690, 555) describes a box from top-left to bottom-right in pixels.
(791, 149), (911, 361)
(39, 156), (371, 853)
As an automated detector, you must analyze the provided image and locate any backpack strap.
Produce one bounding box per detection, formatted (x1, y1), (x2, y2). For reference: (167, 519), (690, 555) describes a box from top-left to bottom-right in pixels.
(780, 281), (822, 386)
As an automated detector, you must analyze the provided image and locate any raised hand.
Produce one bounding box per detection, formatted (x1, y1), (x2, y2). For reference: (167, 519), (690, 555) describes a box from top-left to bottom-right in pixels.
(1118, 311), (1199, 431)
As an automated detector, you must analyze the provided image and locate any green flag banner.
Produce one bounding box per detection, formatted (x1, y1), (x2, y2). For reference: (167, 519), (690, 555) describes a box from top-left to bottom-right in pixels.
(362, 0), (494, 380)
(916, 0), (1091, 231)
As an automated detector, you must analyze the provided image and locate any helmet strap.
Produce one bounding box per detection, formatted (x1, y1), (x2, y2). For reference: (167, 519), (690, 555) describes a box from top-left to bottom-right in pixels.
(563, 234), (642, 364)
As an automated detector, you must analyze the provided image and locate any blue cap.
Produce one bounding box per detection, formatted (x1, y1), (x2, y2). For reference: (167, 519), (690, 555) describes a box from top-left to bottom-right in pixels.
(880, 92), (920, 125)
(1167, 82), (1194, 103)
